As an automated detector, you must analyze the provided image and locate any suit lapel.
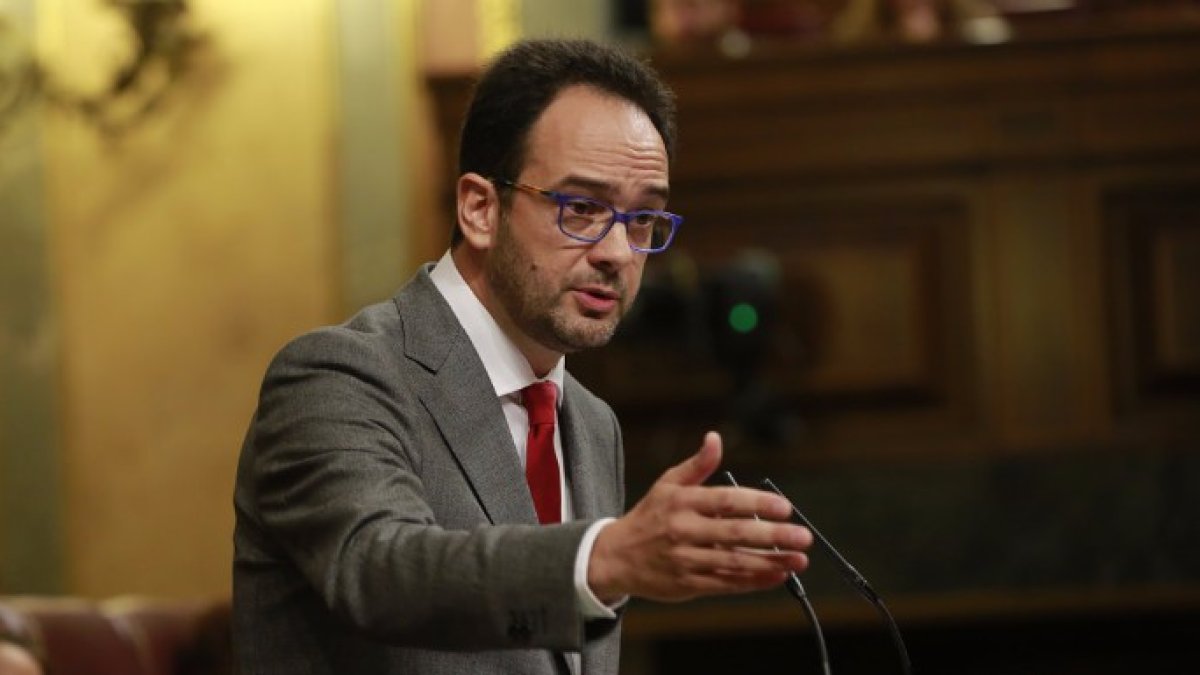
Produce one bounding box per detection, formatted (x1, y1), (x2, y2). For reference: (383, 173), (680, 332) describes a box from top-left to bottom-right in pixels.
(424, 353), (540, 525)
(397, 267), (539, 526)
(560, 376), (604, 521)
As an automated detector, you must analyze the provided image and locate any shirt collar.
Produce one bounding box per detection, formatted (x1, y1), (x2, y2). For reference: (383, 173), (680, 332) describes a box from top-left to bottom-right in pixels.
(429, 250), (564, 403)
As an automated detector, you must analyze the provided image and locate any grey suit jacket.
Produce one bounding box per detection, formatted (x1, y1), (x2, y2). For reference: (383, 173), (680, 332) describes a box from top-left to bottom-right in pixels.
(233, 265), (625, 675)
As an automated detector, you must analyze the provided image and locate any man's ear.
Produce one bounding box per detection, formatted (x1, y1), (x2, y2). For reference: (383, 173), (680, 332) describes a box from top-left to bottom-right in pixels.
(456, 172), (500, 250)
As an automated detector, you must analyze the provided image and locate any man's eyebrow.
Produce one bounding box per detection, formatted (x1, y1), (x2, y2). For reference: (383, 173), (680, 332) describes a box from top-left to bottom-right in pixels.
(554, 175), (611, 193)
(555, 175), (671, 203)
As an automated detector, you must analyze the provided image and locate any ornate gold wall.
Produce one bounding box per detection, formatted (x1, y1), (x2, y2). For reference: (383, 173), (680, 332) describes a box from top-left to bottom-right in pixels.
(34, 0), (338, 597)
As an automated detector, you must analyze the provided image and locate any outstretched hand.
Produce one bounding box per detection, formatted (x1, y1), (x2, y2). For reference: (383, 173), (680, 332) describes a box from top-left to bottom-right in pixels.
(587, 431), (812, 604)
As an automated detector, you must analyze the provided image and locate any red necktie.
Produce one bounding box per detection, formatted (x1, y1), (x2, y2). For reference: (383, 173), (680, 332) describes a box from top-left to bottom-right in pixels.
(521, 381), (561, 524)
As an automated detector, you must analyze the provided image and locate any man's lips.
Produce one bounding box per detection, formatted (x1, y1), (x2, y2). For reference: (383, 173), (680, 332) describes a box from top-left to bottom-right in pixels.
(572, 285), (620, 313)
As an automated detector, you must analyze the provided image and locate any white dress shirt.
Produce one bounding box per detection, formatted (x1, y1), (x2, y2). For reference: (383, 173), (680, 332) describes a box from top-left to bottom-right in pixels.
(429, 251), (619, 621)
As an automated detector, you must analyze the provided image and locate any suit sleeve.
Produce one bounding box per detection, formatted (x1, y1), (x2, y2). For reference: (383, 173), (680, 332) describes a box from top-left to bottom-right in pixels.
(244, 328), (594, 651)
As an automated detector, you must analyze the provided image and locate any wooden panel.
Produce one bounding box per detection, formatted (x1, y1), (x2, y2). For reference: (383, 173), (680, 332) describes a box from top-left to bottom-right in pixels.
(1080, 87), (1200, 157)
(573, 196), (965, 398)
(784, 233), (931, 393)
(695, 197), (961, 402)
(672, 97), (991, 181)
(653, 26), (1200, 183)
(1149, 225), (1200, 373)
(986, 173), (1094, 442)
(1108, 186), (1200, 414)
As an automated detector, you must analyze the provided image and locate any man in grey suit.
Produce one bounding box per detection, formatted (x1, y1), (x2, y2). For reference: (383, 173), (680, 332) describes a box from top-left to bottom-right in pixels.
(233, 39), (812, 674)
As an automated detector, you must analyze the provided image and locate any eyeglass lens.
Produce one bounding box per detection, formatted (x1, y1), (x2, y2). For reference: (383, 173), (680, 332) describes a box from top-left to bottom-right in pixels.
(558, 195), (673, 250)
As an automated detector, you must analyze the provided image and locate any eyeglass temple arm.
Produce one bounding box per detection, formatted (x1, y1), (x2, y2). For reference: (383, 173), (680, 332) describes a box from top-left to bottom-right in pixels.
(761, 477), (913, 675)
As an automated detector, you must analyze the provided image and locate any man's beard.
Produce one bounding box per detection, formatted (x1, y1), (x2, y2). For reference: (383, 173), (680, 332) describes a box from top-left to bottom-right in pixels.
(486, 214), (627, 354)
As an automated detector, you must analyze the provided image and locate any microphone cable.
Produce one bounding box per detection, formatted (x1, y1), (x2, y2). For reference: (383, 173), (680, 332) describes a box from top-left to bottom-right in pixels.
(783, 571), (832, 675)
(762, 478), (913, 675)
(723, 472), (832, 675)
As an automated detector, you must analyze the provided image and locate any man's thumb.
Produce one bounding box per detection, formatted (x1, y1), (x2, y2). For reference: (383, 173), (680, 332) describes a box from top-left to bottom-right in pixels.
(659, 431), (722, 486)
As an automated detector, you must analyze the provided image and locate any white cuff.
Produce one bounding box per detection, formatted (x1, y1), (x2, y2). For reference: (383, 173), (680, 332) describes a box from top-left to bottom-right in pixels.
(574, 518), (627, 619)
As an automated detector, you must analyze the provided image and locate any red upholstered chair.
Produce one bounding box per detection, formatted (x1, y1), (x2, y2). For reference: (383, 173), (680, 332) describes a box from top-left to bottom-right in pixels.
(0, 596), (231, 675)
(1, 597), (147, 675)
(105, 599), (208, 675)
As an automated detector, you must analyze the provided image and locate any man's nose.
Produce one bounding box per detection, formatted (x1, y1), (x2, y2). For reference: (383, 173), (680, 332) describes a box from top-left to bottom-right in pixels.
(587, 221), (636, 268)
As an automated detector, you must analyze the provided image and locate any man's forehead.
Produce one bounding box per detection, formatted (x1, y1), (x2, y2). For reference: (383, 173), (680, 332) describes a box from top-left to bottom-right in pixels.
(521, 87), (669, 190)
(528, 86), (665, 150)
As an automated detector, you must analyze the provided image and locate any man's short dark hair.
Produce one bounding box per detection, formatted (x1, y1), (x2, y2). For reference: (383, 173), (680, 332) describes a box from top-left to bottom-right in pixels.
(453, 38), (677, 246)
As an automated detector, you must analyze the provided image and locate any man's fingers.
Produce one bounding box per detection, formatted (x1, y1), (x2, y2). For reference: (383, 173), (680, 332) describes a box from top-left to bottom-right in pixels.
(650, 565), (800, 602)
(672, 485), (795, 522)
(669, 543), (809, 577)
(671, 571), (789, 598)
(658, 431), (722, 487)
(666, 509), (812, 553)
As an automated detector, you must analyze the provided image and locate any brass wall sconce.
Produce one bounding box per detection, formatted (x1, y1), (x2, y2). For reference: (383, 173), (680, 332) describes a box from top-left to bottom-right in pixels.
(0, 0), (210, 137)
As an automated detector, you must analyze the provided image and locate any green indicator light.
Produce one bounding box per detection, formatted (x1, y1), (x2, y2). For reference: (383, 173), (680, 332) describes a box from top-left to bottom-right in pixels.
(729, 303), (758, 334)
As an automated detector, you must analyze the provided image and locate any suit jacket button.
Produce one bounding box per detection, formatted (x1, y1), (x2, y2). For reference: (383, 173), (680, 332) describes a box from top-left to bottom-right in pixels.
(508, 613), (533, 644)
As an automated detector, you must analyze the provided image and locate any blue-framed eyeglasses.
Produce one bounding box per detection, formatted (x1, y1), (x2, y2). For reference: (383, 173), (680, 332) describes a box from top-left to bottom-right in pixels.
(493, 179), (683, 253)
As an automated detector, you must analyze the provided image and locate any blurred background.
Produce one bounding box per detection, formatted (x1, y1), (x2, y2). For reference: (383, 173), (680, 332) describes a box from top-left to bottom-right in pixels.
(2, 1), (1198, 673)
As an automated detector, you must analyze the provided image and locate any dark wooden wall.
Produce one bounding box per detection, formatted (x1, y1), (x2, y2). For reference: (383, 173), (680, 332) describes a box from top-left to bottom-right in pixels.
(430, 25), (1200, 475)
(587, 25), (1200, 475)
(427, 22), (1200, 674)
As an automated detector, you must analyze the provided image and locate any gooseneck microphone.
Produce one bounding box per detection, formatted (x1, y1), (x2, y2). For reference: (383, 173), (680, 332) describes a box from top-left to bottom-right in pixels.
(723, 472), (832, 675)
(761, 478), (913, 675)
